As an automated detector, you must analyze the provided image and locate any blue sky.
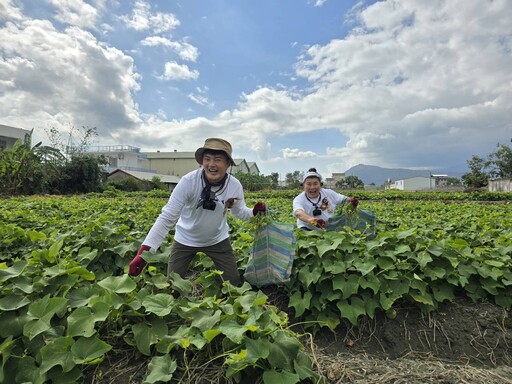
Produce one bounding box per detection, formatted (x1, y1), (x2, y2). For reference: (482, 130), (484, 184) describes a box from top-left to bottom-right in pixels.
(1, 0), (511, 178)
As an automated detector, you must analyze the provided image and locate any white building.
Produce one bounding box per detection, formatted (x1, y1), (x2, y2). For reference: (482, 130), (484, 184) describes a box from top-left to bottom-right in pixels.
(388, 176), (436, 191)
(0, 124), (31, 151)
(488, 178), (512, 192)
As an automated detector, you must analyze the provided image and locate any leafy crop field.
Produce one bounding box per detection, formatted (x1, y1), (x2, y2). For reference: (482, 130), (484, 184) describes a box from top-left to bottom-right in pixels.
(0, 192), (511, 383)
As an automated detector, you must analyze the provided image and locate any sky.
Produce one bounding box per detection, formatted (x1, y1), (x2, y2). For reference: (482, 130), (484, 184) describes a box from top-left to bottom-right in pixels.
(1, 0), (511, 178)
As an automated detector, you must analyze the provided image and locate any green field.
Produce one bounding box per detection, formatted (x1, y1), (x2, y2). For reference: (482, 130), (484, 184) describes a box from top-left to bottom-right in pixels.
(1, 191), (511, 383)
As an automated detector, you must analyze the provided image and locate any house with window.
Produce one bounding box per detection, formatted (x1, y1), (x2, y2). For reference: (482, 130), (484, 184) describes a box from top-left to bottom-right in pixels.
(324, 172), (346, 188)
(0, 124), (31, 151)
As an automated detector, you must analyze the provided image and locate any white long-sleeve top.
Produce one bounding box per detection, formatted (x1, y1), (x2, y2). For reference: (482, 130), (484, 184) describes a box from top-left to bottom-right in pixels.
(143, 168), (253, 250)
(292, 188), (349, 230)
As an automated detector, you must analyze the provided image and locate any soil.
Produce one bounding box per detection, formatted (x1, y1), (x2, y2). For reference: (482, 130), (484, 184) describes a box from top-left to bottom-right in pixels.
(84, 292), (512, 384)
(309, 297), (512, 383)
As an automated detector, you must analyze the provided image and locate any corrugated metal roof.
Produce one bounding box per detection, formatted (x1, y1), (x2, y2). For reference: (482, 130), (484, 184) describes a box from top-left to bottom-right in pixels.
(108, 169), (180, 184)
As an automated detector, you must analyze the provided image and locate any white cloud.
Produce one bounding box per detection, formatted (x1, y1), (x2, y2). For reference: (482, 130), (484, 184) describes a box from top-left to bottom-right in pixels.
(159, 61), (199, 81)
(0, 0), (25, 21)
(141, 36), (199, 61)
(0, 18), (141, 140)
(119, 0), (179, 34)
(46, 0), (100, 29)
(1, 0), (511, 177)
(282, 148), (317, 159)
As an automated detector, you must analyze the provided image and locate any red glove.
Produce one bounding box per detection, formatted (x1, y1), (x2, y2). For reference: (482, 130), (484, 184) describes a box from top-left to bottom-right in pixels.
(349, 197), (359, 209)
(129, 245), (150, 276)
(253, 202), (266, 216)
(310, 218), (327, 229)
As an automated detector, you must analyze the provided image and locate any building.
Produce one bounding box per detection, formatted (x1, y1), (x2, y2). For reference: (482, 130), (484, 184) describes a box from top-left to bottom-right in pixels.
(324, 172), (345, 188)
(488, 178), (512, 192)
(85, 145), (261, 184)
(388, 176), (436, 191)
(140, 150), (198, 177)
(0, 124), (31, 151)
(246, 161), (260, 175)
(86, 145), (151, 173)
(432, 174), (449, 187)
(107, 169), (180, 192)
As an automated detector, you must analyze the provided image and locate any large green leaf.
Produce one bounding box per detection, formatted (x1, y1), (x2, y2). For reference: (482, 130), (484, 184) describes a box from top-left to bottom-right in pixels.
(432, 284), (455, 303)
(144, 354), (177, 384)
(24, 296), (68, 340)
(332, 274), (359, 299)
(168, 271), (193, 295)
(244, 337), (270, 364)
(97, 275), (136, 293)
(288, 291), (311, 318)
(417, 250), (433, 268)
(336, 297), (366, 325)
(408, 290), (434, 307)
(75, 247), (99, 265)
(0, 295), (31, 311)
(359, 274), (380, 294)
(293, 350), (317, 381)
(47, 239), (64, 262)
(235, 291), (267, 312)
(39, 336), (75, 374)
(263, 369), (300, 384)
(219, 319), (249, 343)
(15, 355), (46, 384)
(0, 260), (27, 282)
(71, 336), (112, 364)
(297, 265), (322, 287)
(353, 258), (376, 276)
(316, 238), (345, 258)
(142, 293), (175, 316)
(0, 309), (30, 338)
(66, 301), (110, 337)
(267, 331), (301, 370)
(66, 286), (100, 308)
(190, 309), (221, 331)
(203, 328), (222, 342)
(132, 318), (168, 356)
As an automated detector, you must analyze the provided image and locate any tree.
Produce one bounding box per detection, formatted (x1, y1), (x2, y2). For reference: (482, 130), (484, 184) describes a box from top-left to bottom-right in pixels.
(233, 171), (271, 191)
(44, 125), (108, 194)
(446, 177), (461, 186)
(0, 130), (63, 195)
(487, 143), (512, 179)
(285, 171), (303, 189)
(148, 176), (166, 191)
(51, 155), (107, 194)
(337, 175), (364, 189)
(45, 125), (99, 158)
(461, 155), (488, 188)
(269, 172), (279, 189)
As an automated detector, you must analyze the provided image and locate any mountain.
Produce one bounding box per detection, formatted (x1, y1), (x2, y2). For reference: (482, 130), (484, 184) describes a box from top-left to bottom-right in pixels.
(343, 164), (464, 186)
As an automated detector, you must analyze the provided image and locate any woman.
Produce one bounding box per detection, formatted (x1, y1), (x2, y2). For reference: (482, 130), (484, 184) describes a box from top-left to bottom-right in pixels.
(293, 168), (358, 230)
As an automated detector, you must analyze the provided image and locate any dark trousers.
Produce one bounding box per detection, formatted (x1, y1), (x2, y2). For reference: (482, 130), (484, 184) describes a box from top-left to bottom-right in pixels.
(167, 238), (241, 286)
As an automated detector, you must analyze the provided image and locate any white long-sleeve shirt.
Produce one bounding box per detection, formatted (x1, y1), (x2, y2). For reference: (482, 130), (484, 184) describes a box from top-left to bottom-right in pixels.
(292, 188), (349, 230)
(143, 168), (253, 250)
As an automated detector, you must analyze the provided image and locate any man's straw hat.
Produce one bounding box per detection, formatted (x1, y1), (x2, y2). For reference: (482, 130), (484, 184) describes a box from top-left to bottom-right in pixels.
(194, 138), (234, 165)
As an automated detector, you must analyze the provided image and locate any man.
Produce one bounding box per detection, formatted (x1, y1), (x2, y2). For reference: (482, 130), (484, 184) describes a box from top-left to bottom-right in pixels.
(128, 138), (266, 286)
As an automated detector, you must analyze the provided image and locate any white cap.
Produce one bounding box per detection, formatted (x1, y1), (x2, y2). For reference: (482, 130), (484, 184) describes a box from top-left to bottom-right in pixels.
(302, 171), (322, 184)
